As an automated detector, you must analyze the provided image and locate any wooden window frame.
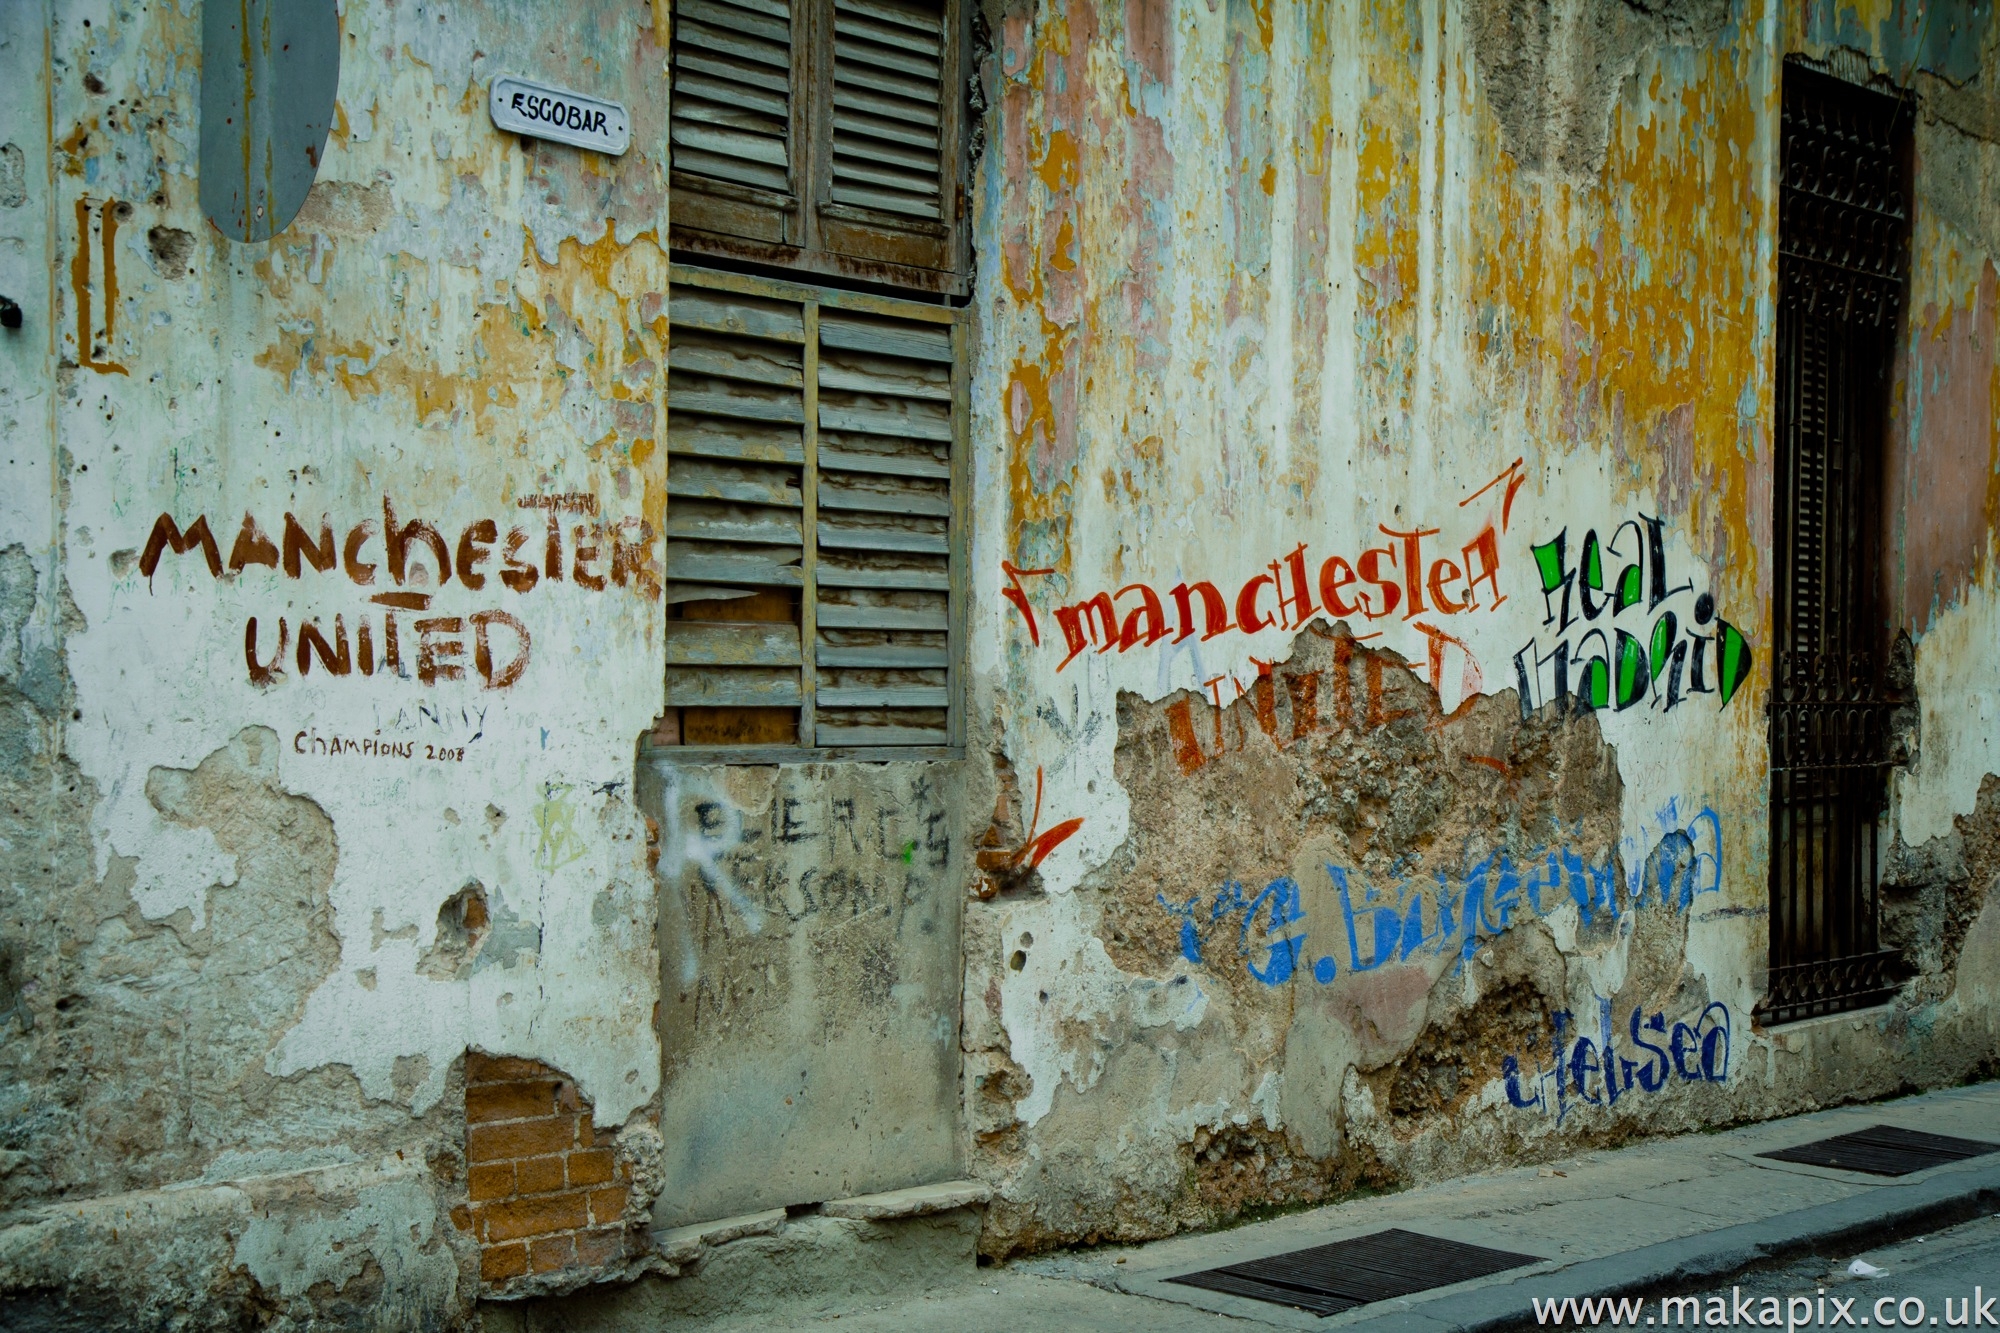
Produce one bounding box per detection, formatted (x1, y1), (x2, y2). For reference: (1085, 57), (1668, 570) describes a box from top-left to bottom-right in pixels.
(647, 262), (970, 766)
(667, 0), (972, 298)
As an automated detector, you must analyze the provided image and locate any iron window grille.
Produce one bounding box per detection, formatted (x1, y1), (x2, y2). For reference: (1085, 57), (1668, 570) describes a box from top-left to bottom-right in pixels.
(1760, 63), (1912, 1026)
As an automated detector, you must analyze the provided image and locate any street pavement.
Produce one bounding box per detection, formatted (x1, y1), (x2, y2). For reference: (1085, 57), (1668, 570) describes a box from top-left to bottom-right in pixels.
(1646, 1215), (2000, 1331)
(602, 1081), (2000, 1332)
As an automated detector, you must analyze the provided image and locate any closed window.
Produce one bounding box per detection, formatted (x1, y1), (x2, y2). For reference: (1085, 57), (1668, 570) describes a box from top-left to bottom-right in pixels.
(668, 0), (970, 296)
(1761, 62), (1910, 1025)
(655, 265), (965, 755)
(658, 0), (971, 757)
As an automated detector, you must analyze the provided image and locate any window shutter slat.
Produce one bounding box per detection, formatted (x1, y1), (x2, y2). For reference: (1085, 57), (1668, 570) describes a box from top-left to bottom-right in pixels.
(831, 106), (940, 151)
(816, 565), (948, 590)
(664, 503), (803, 545)
(665, 622), (804, 667)
(829, 132), (939, 175)
(817, 355), (950, 400)
(666, 274), (812, 743)
(832, 84), (942, 131)
(833, 10), (940, 54)
(672, 125), (790, 171)
(834, 0), (937, 35)
(681, 0), (791, 43)
(818, 397), (951, 440)
(834, 34), (942, 81)
(671, 421), (806, 467)
(675, 76), (790, 121)
(674, 49), (793, 95)
(817, 522), (948, 554)
(663, 667), (803, 707)
(830, 153), (939, 194)
(679, 22), (790, 69)
(813, 300), (955, 748)
(664, 376), (804, 422)
(817, 685), (948, 708)
(666, 458), (803, 508)
(828, 0), (946, 225)
(816, 603), (949, 631)
(828, 183), (938, 218)
(669, 340), (806, 388)
(819, 312), (950, 360)
(673, 147), (791, 193)
(670, 289), (806, 342)
(818, 445), (948, 479)
(821, 478), (951, 516)
(667, 582), (758, 604)
(817, 643), (948, 667)
(671, 0), (796, 197)
(665, 547), (807, 586)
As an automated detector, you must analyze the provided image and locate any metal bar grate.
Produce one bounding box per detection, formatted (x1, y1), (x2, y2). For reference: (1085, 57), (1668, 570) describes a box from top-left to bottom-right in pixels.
(1761, 62), (1911, 1028)
(1759, 1124), (1997, 1176)
(1167, 1228), (1541, 1318)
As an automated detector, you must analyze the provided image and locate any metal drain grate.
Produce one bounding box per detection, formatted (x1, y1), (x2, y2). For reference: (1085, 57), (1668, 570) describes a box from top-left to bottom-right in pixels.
(1166, 1228), (1542, 1318)
(1758, 1123), (1998, 1176)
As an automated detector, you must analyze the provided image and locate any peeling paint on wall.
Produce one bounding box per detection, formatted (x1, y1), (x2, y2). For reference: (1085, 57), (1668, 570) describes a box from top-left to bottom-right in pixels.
(961, 0), (2000, 1263)
(5, 0), (675, 1320)
(7, 0), (2000, 1318)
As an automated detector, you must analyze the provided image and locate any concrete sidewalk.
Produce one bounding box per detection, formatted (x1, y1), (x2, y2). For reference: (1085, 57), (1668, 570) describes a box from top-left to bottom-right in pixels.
(524, 1081), (2000, 1332)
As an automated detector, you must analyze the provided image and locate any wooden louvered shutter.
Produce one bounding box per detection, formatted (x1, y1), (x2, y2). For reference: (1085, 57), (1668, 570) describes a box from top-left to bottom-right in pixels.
(813, 303), (957, 746)
(670, 0), (803, 246)
(662, 265), (964, 754)
(663, 274), (809, 745)
(667, 0), (968, 294)
(812, 0), (964, 278)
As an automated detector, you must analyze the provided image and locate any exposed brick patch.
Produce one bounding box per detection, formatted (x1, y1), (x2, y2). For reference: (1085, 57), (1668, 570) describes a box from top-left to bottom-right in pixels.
(515, 1155), (565, 1195)
(529, 1233), (577, 1274)
(467, 1078), (562, 1123)
(566, 1149), (615, 1186)
(482, 1242), (529, 1283)
(483, 1192), (588, 1242)
(461, 1052), (638, 1291)
(468, 1116), (577, 1161)
(467, 1161), (514, 1202)
(573, 1227), (627, 1266)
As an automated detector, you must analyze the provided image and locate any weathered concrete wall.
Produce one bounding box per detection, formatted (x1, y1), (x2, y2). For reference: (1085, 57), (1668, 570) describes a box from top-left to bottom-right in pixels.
(2, 0), (673, 1324)
(643, 758), (972, 1227)
(962, 0), (2000, 1260)
(4, 0), (2000, 1321)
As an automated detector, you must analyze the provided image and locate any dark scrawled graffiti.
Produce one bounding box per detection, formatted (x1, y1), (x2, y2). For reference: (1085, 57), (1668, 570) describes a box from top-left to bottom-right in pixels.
(1514, 516), (1751, 716)
(1503, 998), (1732, 1122)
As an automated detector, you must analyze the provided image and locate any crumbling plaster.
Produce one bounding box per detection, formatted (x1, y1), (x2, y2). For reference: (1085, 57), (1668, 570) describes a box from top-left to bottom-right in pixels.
(4, 0), (676, 1323)
(2, 0), (1999, 1318)
(961, 0), (2000, 1258)
(40, 0), (669, 1122)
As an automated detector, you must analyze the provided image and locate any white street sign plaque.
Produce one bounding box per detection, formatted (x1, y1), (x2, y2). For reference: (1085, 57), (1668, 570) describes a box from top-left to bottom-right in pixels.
(488, 76), (630, 156)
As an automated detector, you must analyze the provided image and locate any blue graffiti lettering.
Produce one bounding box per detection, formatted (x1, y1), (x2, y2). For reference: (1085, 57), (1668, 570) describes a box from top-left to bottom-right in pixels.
(1244, 877), (1307, 984)
(1167, 801), (1723, 990)
(1503, 1000), (1731, 1122)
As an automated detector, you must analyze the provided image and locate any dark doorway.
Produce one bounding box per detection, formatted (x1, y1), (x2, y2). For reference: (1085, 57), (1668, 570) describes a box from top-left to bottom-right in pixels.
(1762, 63), (1911, 1025)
